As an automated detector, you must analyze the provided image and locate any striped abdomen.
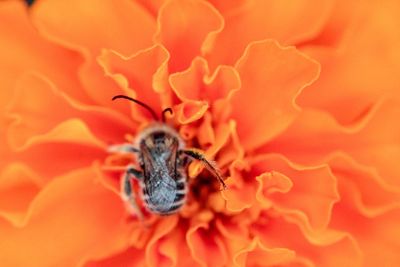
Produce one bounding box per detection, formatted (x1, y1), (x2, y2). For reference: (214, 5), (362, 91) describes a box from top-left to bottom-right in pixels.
(140, 175), (187, 215)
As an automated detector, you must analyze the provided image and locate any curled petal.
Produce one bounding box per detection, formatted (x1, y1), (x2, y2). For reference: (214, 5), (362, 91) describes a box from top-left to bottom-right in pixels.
(148, 225), (200, 267)
(31, 0), (156, 113)
(207, 0), (334, 67)
(0, 167), (130, 267)
(155, 0), (224, 72)
(6, 72), (133, 151)
(98, 45), (171, 122)
(341, 99), (400, 188)
(222, 160), (256, 212)
(170, 57), (240, 104)
(252, 213), (363, 267)
(197, 112), (215, 147)
(234, 237), (296, 267)
(188, 118), (231, 178)
(0, 0), (86, 106)
(0, 163), (43, 226)
(31, 0), (156, 55)
(331, 203), (400, 267)
(9, 119), (107, 180)
(215, 218), (252, 267)
(174, 100), (209, 124)
(186, 221), (228, 267)
(217, 120), (245, 167)
(10, 118), (106, 152)
(327, 152), (400, 217)
(250, 154), (339, 231)
(170, 57), (209, 102)
(145, 216), (179, 267)
(78, 60), (131, 116)
(255, 171), (293, 207)
(299, 0), (400, 124)
(266, 98), (400, 188)
(232, 40), (320, 150)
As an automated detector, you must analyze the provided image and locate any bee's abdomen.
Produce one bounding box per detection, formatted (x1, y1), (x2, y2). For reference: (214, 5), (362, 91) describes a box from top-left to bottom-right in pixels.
(162, 188), (186, 214)
(141, 178), (187, 215)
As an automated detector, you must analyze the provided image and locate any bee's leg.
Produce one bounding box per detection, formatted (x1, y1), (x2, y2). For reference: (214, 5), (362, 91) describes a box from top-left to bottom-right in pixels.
(121, 165), (144, 220)
(108, 143), (139, 154)
(180, 149), (227, 190)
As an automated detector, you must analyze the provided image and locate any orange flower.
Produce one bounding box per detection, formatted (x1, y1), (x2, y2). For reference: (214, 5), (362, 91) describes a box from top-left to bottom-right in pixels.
(1, 0), (400, 266)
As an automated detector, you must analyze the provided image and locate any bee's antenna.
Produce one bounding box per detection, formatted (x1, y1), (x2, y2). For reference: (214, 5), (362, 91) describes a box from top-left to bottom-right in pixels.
(112, 95), (159, 121)
(161, 108), (173, 123)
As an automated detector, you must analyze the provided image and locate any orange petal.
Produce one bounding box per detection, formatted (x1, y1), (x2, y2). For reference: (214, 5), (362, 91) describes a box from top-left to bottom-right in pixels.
(188, 119), (231, 178)
(169, 57), (240, 125)
(250, 154), (339, 231)
(12, 119), (107, 180)
(170, 57), (209, 102)
(217, 120), (245, 168)
(146, 223), (201, 267)
(179, 124), (197, 141)
(12, 118), (106, 152)
(221, 160), (256, 212)
(298, 0), (400, 124)
(186, 221), (228, 267)
(155, 0), (223, 72)
(266, 98), (400, 188)
(197, 112), (215, 147)
(255, 172), (293, 207)
(6, 72), (133, 151)
(78, 59), (132, 116)
(216, 216), (249, 242)
(0, 167), (130, 267)
(0, 116), (13, 170)
(252, 212), (363, 267)
(98, 45), (170, 122)
(0, 163), (43, 226)
(234, 237), (296, 267)
(204, 65), (241, 104)
(214, 216), (253, 267)
(231, 40), (320, 151)
(0, 0), (87, 105)
(206, 0), (334, 68)
(31, 0), (156, 55)
(331, 204), (400, 267)
(145, 216), (179, 267)
(31, 0), (157, 114)
(135, 0), (165, 17)
(174, 100), (209, 124)
(169, 57), (240, 104)
(83, 246), (145, 267)
(327, 152), (400, 217)
(341, 99), (400, 189)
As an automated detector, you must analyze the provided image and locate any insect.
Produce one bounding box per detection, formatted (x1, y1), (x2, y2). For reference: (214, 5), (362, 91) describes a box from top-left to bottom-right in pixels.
(109, 95), (226, 219)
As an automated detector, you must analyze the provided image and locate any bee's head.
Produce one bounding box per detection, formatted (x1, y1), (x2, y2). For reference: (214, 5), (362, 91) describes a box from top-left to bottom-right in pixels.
(144, 131), (177, 149)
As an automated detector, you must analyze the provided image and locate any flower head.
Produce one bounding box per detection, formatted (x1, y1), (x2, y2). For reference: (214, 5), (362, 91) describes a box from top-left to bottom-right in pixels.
(1, 0), (400, 266)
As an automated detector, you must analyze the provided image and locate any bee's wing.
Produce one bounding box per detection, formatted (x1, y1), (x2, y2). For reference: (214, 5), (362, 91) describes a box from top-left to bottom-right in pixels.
(140, 142), (155, 179)
(166, 138), (179, 179)
(140, 141), (178, 202)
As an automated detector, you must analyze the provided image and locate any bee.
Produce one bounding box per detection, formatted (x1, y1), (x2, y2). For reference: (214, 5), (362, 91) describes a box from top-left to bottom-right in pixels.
(109, 95), (226, 219)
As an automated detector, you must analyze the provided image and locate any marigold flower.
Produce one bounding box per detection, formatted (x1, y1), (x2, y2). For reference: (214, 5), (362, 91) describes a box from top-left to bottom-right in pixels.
(1, 0), (400, 266)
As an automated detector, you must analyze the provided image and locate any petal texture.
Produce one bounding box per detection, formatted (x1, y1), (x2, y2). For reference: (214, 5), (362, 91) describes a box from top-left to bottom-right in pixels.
(0, 167), (129, 267)
(231, 40), (320, 150)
